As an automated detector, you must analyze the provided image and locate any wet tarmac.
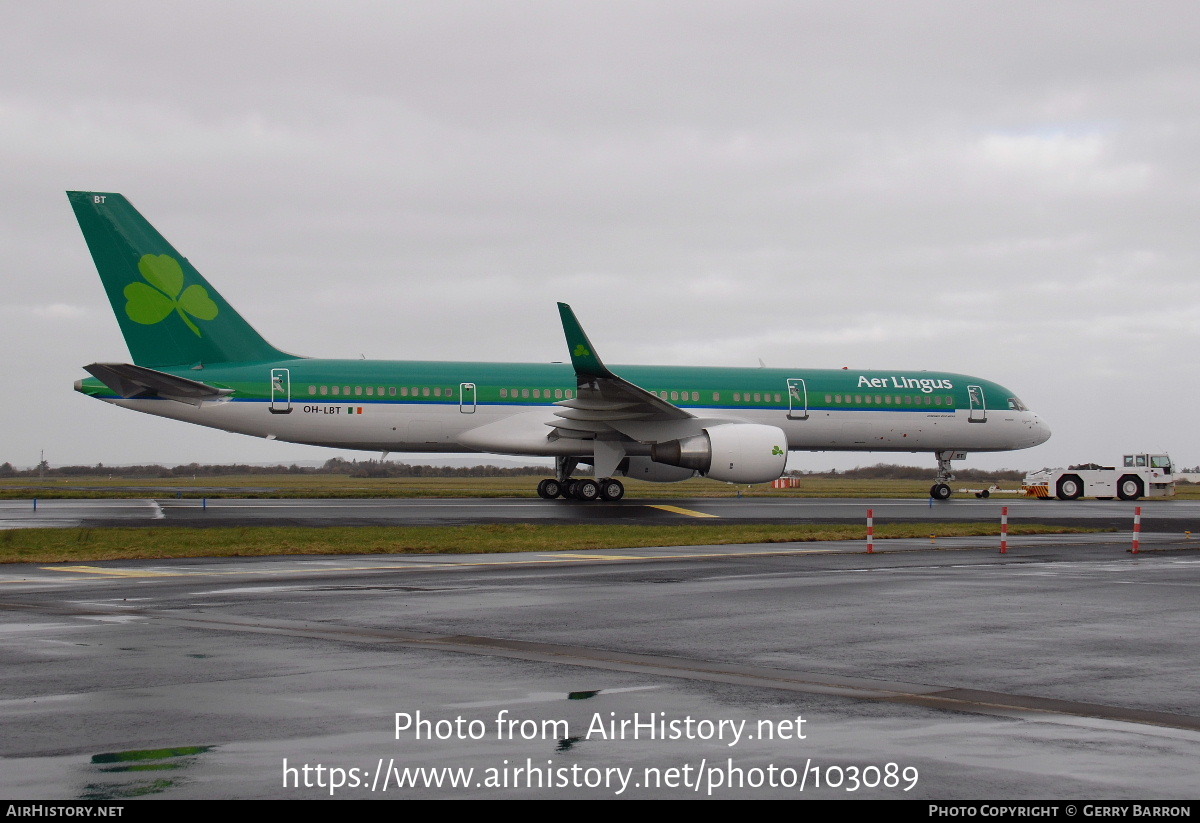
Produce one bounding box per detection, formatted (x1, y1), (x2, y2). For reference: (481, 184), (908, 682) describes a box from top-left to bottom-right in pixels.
(2, 495), (1199, 532)
(1, 534), (1198, 799)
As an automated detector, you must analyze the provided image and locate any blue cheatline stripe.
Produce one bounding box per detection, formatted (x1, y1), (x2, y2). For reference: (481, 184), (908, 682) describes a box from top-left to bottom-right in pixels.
(101, 394), (971, 414)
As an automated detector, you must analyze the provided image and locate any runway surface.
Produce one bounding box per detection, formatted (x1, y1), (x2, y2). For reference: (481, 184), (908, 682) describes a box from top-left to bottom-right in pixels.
(2, 533), (1198, 799)
(3, 495), (1200, 532)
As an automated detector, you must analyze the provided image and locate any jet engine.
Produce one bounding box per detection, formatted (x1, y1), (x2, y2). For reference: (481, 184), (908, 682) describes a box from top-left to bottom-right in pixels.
(649, 423), (788, 484)
(620, 456), (697, 483)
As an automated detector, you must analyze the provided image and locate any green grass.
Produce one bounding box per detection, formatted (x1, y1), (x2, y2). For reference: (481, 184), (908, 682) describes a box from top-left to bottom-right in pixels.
(0, 522), (1102, 564)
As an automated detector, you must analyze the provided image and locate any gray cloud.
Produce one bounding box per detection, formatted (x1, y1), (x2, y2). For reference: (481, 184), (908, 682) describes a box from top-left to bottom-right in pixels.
(3, 1), (1198, 470)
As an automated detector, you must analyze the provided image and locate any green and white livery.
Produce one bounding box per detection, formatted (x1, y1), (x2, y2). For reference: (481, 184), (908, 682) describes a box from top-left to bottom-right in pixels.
(69, 191), (1051, 501)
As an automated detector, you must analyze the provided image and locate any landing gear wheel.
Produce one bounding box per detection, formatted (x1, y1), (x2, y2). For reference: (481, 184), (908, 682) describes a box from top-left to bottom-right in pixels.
(930, 483), (952, 501)
(1117, 475), (1144, 501)
(537, 479), (562, 500)
(572, 479), (600, 501)
(1056, 475), (1084, 501)
(599, 479), (625, 501)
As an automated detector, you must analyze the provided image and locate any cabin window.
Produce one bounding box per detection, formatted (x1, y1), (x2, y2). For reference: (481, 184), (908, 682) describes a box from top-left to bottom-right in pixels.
(566, 389), (573, 399)
(933, 396), (942, 405)
(389, 387), (396, 396)
(422, 387), (430, 397)
(521, 388), (529, 398)
(500, 389), (507, 398)
(733, 393), (740, 402)
(555, 389), (563, 399)
(692, 392), (700, 402)
(713, 392), (720, 401)
(434, 387), (441, 397)
(752, 393), (759, 402)
(319, 385), (328, 396)
(365, 387), (374, 396)
(331, 386), (340, 396)
(534, 389), (541, 399)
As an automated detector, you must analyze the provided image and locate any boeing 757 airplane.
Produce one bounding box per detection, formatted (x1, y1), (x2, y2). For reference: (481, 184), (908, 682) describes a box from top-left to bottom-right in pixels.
(69, 191), (1050, 501)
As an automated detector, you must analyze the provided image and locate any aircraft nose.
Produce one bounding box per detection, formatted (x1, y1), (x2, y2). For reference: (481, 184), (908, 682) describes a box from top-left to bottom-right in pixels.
(1030, 414), (1051, 445)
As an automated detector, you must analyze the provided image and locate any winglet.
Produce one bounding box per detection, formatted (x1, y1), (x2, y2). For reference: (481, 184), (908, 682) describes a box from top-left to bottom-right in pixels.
(557, 303), (615, 380)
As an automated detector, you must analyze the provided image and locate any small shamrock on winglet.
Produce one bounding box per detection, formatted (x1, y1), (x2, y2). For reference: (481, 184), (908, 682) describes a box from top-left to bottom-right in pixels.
(772, 446), (784, 455)
(124, 254), (219, 337)
(573, 344), (591, 357)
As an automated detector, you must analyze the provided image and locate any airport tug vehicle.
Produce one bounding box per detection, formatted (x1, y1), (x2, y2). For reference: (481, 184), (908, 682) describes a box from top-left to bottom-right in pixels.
(1022, 453), (1175, 501)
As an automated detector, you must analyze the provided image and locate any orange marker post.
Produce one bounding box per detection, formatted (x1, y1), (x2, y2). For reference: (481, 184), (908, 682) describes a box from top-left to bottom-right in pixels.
(1132, 506), (1142, 554)
(1000, 506), (1009, 554)
(867, 509), (875, 554)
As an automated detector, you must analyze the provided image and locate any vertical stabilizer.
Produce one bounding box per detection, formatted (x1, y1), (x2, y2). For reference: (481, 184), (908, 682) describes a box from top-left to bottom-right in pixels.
(67, 191), (294, 367)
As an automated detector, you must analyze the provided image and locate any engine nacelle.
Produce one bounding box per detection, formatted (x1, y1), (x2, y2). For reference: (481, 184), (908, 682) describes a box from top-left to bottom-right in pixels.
(650, 423), (788, 484)
(619, 456), (696, 483)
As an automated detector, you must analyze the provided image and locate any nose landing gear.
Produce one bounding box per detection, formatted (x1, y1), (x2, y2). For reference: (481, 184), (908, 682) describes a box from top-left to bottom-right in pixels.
(930, 450), (966, 501)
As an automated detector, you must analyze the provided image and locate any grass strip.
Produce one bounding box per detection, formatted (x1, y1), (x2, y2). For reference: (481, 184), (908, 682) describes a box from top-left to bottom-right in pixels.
(0, 522), (1103, 564)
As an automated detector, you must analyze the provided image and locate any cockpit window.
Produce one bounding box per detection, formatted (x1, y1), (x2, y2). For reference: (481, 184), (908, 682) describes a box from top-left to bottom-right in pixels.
(1007, 397), (1027, 412)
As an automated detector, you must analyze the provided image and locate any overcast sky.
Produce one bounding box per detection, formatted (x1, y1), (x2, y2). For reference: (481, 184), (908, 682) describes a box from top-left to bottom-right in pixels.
(3, 1), (1198, 472)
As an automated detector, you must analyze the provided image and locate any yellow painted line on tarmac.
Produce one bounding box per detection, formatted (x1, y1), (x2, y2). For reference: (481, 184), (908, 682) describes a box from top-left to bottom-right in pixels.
(33, 546), (845, 580)
(43, 566), (184, 578)
(553, 553), (639, 561)
(647, 504), (719, 518)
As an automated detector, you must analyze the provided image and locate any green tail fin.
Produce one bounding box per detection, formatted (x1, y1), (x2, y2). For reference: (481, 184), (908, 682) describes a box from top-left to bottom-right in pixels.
(67, 191), (294, 367)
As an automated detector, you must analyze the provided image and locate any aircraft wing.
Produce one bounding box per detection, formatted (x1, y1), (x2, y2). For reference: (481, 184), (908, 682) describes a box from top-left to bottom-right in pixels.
(83, 362), (234, 407)
(551, 303), (694, 438)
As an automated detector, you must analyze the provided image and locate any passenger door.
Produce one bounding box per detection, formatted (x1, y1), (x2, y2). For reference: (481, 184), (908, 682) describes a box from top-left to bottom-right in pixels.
(269, 368), (292, 414)
(787, 378), (809, 420)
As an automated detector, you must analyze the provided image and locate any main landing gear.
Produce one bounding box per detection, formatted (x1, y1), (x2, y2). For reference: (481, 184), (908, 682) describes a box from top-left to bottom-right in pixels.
(536, 477), (625, 501)
(536, 457), (625, 502)
(929, 450), (963, 501)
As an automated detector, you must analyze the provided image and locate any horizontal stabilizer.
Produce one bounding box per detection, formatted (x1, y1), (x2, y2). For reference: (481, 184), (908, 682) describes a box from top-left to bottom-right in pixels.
(83, 363), (234, 407)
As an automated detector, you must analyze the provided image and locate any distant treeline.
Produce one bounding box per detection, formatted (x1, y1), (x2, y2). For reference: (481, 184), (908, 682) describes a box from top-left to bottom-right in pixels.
(792, 464), (1026, 482)
(0, 457), (552, 479)
(2, 458), (1023, 481)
